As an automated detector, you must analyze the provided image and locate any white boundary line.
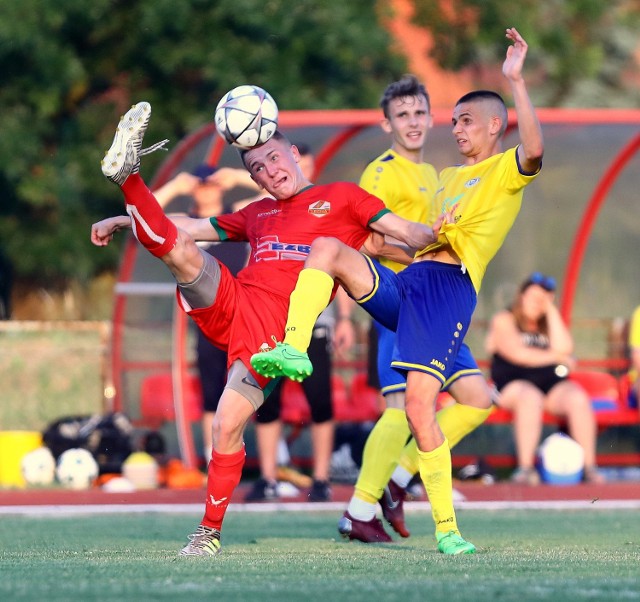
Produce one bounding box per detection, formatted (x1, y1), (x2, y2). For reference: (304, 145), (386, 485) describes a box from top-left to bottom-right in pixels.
(1, 499), (639, 516)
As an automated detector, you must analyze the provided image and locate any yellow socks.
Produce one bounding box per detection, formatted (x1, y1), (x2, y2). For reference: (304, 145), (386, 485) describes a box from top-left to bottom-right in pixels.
(353, 409), (411, 503)
(393, 403), (492, 481)
(283, 268), (334, 352)
(417, 438), (458, 535)
(437, 403), (493, 448)
(397, 437), (419, 477)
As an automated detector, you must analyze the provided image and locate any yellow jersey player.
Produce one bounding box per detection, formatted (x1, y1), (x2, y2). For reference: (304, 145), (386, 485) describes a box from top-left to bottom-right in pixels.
(628, 305), (640, 406)
(252, 27), (543, 554)
(343, 74), (494, 543)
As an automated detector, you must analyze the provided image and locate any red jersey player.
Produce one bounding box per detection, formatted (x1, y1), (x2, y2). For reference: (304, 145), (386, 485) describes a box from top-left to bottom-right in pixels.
(92, 102), (436, 557)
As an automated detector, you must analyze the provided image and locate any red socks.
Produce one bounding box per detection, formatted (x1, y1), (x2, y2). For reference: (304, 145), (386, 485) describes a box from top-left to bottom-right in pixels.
(201, 446), (246, 530)
(121, 174), (178, 257)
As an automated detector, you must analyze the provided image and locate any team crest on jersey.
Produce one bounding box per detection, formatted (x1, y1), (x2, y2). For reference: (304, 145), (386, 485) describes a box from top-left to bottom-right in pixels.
(308, 200), (330, 217)
(465, 177), (480, 188)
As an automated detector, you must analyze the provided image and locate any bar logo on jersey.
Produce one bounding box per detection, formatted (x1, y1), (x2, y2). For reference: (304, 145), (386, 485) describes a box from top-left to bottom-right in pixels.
(308, 200), (330, 217)
(465, 177), (480, 188)
(255, 235), (311, 262)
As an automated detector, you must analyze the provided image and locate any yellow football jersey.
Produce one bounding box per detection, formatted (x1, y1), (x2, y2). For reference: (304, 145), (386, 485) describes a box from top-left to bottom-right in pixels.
(360, 150), (438, 273)
(416, 146), (540, 292)
(629, 306), (640, 349)
(628, 306), (640, 383)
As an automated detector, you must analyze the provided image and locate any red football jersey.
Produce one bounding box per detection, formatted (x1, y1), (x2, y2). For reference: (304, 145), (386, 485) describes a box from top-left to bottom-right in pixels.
(212, 182), (389, 298)
(183, 182), (388, 386)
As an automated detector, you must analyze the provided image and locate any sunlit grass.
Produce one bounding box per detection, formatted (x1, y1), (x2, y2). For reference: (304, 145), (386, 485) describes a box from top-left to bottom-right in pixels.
(1, 508), (638, 601)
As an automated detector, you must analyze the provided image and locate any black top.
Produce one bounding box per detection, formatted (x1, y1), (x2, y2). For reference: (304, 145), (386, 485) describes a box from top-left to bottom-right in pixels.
(490, 328), (567, 394)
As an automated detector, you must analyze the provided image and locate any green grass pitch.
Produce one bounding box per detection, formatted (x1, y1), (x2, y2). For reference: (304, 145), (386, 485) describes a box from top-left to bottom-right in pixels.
(1, 508), (639, 601)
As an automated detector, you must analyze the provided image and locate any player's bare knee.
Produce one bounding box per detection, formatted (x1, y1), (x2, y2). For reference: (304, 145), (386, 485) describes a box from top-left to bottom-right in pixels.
(162, 234), (201, 272)
(471, 387), (493, 410)
(308, 237), (342, 268)
(211, 412), (245, 450)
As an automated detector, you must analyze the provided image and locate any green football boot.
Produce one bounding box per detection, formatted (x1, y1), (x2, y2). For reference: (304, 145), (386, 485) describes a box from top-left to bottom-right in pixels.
(436, 530), (476, 555)
(251, 342), (313, 382)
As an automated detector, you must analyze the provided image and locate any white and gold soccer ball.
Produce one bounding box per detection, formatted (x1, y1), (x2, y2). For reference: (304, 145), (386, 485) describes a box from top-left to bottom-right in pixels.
(214, 85), (278, 149)
(21, 446), (56, 487)
(538, 432), (585, 485)
(55, 448), (99, 490)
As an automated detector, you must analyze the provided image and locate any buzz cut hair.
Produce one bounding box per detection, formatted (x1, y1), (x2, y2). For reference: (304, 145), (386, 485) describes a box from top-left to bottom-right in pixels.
(380, 74), (430, 119)
(456, 90), (508, 137)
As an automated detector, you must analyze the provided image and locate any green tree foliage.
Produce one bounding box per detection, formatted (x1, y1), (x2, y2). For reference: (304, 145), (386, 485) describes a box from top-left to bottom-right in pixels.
(0, 0), (405, 290)
(411, 0), (640, 107)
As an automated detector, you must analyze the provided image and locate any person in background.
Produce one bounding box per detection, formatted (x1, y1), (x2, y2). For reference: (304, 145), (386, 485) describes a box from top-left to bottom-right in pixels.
(343, 73), (492, 541)
(485, 272), (604, 485)
(154, 164), (249, 462)
(627, 305), (640, 407)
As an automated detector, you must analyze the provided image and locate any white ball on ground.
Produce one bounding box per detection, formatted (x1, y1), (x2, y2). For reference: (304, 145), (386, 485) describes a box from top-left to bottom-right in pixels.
(102, 476), (136, 493)
(21, 446), (56, 486)
(538, 433), (585, 485)
(55, 448), (99, 490)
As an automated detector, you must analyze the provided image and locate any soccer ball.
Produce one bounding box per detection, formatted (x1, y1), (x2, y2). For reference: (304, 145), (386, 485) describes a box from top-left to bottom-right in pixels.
(56, 448), (99, 490)
(538, 432), (585, 485)
(21, 446), (56, 487)
(214, 85), (279, 149)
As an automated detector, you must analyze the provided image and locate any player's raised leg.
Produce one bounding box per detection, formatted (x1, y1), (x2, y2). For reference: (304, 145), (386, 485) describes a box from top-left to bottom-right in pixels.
(251, 267), (334, 381)
(101, 102), (151, 187)
(251, 237), (380, 382)
(101, 102), (175, 258)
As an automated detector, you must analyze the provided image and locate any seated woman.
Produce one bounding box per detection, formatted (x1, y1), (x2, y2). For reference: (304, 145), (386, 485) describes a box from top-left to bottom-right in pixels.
(485, 272), (603, 485)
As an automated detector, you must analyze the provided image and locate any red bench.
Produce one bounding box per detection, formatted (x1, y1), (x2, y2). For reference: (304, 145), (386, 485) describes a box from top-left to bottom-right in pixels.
(444, 369), (639, 468)
(280, 372), (382, 426)
(139, 372), (203, 429)
(139, 367), (638, 468)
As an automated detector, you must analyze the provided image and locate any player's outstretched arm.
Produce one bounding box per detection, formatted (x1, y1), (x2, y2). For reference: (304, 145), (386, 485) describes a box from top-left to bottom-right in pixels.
(169, 216), (222, 242)
(371, 212), (435, 251)
(503, 27), (543, 173)
(91, 214), (222, 248)
(360, 231), (414, 265)
(91, 215), (131, 247)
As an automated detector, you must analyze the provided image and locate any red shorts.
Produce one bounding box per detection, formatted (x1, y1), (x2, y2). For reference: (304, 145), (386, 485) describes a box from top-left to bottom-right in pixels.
(176, 262), (289, 389)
